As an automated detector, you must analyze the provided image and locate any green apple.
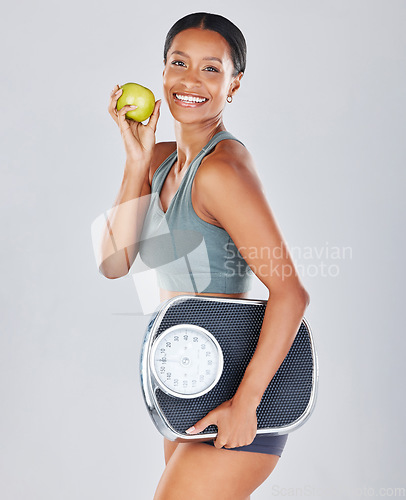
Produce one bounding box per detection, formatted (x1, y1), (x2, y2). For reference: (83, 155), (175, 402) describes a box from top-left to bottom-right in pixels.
(116, 82), (155, 122)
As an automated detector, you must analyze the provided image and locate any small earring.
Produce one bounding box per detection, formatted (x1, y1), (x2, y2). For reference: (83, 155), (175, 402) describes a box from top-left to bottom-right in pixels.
(227, 95), (233, 103)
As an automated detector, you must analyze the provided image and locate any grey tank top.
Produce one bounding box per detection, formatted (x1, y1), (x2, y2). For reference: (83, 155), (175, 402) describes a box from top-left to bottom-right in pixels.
(138, 130), (254, 293)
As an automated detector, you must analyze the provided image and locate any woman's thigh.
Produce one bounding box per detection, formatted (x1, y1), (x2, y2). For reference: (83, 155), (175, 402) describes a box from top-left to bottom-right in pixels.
(154, 441), (280, 500)
(163, 438), (179, 465)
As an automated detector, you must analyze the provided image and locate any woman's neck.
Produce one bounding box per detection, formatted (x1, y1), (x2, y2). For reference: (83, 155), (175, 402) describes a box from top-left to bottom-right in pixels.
(173, 119), (226, 173)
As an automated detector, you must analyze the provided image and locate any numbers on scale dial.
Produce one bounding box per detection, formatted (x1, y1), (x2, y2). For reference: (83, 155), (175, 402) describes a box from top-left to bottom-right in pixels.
(151, 325), (222, 397)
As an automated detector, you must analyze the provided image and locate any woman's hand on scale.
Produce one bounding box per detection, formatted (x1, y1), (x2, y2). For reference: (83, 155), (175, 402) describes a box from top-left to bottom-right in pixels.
(108, 84), (161, 165)
(185, 397), (258, 449)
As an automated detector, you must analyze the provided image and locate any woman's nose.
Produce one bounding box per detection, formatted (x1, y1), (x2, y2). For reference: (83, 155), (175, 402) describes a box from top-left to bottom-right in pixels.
(181, 67), (202, 88)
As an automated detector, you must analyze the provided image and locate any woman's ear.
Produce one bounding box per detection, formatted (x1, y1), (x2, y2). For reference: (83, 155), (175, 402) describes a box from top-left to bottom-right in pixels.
(229, 72), (244, 97)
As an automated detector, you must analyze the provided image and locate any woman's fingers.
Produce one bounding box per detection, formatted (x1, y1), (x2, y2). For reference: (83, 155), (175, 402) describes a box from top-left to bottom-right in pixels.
(117, 104), (138, 132)
(110, 84), (120, 96)
(117, 104), (138, 116)
(146, 100), (161, 133)
(107, 84), (123, 124)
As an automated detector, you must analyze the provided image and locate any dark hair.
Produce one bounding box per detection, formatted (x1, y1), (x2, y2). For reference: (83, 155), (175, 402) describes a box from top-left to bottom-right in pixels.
(163, 12), (247, 77)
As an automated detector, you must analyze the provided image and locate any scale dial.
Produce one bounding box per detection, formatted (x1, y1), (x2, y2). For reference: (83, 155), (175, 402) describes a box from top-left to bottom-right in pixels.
(150, 324), (224, 399)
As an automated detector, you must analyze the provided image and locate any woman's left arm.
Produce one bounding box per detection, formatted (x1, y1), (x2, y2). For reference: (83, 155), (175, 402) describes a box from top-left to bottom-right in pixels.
(185, 150), (310, 448)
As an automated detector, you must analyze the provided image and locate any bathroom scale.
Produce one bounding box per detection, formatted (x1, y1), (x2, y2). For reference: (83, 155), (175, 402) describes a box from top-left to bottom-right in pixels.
(140, 295), (318, 443)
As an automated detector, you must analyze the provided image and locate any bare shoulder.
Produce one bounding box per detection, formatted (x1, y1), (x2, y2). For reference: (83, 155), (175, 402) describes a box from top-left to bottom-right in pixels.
(196, 138), (263, 193)
(148, 141), (177, 185)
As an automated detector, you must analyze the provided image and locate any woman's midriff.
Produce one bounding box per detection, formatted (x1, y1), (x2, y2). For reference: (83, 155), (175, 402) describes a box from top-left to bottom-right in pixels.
(159, 289), (249, 302)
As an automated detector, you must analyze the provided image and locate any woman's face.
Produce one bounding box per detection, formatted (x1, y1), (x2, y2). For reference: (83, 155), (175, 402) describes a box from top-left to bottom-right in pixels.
(162, 28), (242, 125)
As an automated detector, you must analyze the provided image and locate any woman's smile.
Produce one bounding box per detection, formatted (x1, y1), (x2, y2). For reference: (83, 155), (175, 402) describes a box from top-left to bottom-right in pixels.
(173, 92), (209, 107)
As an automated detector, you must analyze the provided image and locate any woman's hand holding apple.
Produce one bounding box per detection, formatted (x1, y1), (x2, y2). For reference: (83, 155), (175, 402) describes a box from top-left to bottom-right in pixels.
(108, 84), (161, 166)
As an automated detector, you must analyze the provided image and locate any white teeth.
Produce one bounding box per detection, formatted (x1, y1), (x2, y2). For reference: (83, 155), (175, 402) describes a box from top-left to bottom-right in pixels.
(175, 94), (206, 103)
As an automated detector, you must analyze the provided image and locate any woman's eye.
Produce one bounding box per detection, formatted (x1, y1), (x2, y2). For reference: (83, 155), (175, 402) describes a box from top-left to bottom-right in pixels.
(204, 66), (219, 72)
(172, 60), (186, 67)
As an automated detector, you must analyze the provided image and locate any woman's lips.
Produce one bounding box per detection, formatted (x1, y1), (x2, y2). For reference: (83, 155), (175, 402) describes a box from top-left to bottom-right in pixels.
(173, 93), (209, 107)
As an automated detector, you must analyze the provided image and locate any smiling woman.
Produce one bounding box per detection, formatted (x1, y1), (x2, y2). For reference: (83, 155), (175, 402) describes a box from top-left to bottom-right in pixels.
(99, 11), (310, 500)
(162, 26), (243, 126)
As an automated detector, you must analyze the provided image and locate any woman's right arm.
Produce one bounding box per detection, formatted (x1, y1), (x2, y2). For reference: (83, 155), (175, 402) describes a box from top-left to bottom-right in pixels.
(98, 84), (161, 279)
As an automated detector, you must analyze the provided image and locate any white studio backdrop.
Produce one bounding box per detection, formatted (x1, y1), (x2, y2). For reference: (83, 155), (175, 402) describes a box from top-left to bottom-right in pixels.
(1, 0), (405, 499)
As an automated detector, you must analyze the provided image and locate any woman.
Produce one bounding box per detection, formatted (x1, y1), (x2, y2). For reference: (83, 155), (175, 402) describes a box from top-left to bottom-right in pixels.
(100, 12), (310, 500)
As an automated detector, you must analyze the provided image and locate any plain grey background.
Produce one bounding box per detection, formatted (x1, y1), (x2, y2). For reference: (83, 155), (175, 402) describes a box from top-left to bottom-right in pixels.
(1, 0), (405, 498)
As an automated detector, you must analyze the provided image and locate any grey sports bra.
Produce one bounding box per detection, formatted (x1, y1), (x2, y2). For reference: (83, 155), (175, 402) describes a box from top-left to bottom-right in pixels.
(137, 130), (254, 293)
